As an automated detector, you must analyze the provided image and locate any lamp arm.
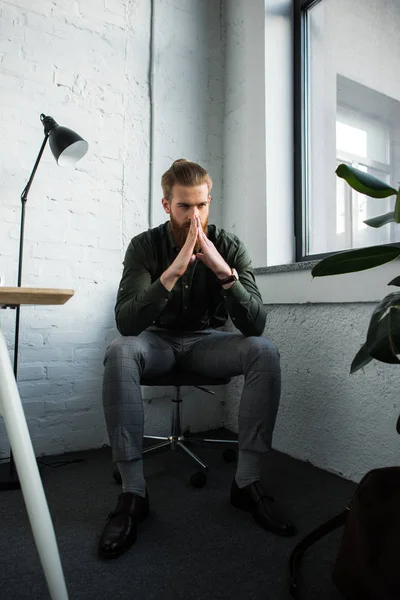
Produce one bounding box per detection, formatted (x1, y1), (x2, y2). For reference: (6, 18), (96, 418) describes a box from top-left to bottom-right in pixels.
(20, 133), (49, 204)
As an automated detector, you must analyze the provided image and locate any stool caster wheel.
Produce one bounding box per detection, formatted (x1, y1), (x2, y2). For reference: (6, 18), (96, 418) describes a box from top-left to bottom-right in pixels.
(113, 468), (122, 485)
(223, 448), (237, 463)
(190, 471), (207, 488)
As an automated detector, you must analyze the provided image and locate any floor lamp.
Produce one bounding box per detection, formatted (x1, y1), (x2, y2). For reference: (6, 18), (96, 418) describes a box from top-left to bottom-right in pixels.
(0, 113), (88, 491)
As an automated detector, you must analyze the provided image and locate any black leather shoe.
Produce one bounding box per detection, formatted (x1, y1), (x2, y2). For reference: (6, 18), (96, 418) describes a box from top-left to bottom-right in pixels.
(98, 491), (150, 559)
(231, 479), (297, 537)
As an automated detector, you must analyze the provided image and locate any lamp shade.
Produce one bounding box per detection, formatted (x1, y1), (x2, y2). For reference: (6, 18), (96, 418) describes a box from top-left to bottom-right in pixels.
(49, 125), (89, 167)
(40, 114), (88, 167)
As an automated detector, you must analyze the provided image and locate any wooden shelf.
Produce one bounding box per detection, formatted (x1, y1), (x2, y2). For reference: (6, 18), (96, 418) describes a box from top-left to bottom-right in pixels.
(0, 287), (74, 307)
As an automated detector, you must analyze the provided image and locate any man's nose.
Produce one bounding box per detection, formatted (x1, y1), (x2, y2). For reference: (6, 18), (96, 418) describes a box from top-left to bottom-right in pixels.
(189, 206), (199, 218)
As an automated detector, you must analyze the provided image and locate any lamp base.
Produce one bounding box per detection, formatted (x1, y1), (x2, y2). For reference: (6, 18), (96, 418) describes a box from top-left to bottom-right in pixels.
(0, 456), (83, 491)
(0, 460), (46, 491)
(0, 463), (21, 491)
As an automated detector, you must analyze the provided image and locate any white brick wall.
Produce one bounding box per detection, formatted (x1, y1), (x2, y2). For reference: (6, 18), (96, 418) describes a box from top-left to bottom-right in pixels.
(0, 0), (225, 458)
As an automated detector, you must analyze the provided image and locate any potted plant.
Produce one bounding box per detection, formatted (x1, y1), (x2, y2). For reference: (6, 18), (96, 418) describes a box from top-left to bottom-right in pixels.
(312, 164), (400, 390)
(288, 166), (400, 596)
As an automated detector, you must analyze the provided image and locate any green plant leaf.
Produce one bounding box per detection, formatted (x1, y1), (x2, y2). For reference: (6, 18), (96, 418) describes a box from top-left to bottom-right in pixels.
(350, 343), (373, 374)
(311, 245), (400, 277)
(366, 292), (400, 364)
(395, 190), (400, 223)
(389, 276), (400, 287)
(364, 212), (395, 228)
(367, 312), (400, 363)
(336, 164), (397, 198)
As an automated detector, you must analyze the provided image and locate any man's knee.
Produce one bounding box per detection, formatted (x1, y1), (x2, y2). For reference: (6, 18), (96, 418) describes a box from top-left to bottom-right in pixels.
(104, 336), (147, 366)
(241, 336), (280, 366)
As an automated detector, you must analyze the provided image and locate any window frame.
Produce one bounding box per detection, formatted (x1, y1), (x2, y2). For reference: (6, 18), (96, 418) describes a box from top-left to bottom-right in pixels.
(294, 0), (320, 262)
(293, 0), (399, 261)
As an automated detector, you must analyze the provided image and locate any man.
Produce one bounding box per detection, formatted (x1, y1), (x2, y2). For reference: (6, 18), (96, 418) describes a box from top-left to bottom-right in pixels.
(98, 159), (296, 559)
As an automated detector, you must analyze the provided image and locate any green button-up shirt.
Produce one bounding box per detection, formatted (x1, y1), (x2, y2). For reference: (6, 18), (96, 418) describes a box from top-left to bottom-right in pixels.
(115, 221), (266, 337)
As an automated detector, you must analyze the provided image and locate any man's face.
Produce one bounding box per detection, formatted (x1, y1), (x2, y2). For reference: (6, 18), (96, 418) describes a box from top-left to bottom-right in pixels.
(162, 184), (210, 250)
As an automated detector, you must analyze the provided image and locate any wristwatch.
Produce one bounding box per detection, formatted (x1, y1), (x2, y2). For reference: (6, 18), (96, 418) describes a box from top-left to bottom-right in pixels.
(219, 268), (239, 285)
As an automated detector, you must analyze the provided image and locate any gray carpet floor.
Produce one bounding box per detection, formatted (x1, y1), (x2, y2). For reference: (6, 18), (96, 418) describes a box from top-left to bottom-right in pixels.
(0, 433), (355, 600)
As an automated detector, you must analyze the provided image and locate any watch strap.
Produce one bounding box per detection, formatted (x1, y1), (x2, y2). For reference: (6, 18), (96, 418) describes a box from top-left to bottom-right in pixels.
(220, 268), (238, 285)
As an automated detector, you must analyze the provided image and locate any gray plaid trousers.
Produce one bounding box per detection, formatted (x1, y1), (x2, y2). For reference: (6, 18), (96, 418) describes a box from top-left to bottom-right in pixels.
(102, 328), (281, 462)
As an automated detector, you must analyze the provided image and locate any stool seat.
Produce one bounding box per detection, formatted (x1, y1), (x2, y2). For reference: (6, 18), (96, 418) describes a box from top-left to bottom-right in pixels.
(141, 370), (231, 388)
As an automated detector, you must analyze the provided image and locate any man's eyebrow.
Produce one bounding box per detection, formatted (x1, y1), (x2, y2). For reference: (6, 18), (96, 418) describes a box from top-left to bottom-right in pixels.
(176, 200), (208, 205)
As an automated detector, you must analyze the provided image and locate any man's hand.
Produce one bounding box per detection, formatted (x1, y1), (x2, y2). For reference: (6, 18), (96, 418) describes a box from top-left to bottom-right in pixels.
(195, 226), (231, 280)
(160, 216), (200, 291)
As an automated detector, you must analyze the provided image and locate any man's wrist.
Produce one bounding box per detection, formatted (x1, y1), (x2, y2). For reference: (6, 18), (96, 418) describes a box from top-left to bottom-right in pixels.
(216, 264), (232, 280)
(221, 279), (236, 290)
(160, 270), (179, 292)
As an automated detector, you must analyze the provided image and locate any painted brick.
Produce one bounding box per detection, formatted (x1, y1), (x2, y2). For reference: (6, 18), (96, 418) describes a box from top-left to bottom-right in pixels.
(74, 347), (106, 363)
(20, 347), (74, 363)
(18, 381), (73, 399)
(23, 401), (46, 419)
(17, 366), (46, 381)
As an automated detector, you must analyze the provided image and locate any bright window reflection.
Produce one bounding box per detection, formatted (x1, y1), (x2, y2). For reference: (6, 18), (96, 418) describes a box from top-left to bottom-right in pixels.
(336, 121), (367, 157)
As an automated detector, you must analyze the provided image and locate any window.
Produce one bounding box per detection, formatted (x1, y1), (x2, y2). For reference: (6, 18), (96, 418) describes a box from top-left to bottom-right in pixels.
(294, 0), (400, 260)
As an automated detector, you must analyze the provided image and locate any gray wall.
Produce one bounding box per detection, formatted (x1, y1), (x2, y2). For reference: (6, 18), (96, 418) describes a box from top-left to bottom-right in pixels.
(150, 0), (224, 227)
(222, 0), (268, 267)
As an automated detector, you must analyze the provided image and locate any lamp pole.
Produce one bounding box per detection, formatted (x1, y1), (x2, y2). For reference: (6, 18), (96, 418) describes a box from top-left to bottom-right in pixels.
(0, 114), (88, 490)
(8, 133), (50, 481)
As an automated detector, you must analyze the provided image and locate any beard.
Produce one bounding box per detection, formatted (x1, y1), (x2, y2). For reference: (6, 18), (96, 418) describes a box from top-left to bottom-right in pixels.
(169, 214), (209, 253)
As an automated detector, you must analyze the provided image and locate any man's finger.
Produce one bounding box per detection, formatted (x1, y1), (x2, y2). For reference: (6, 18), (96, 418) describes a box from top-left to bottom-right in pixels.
(187, 218), (197, 239)
(198, 227), (209, 246)
(200, 223), (208, 237)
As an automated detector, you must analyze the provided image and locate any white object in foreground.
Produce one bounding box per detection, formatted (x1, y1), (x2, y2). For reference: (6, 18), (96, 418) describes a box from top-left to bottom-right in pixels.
(0, 327), (69, 600)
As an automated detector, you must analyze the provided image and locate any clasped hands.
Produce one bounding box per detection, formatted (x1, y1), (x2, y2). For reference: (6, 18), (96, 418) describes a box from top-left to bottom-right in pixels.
(160, 215), (232, 292)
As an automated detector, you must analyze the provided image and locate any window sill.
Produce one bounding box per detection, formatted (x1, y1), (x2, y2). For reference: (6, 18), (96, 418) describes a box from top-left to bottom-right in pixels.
(254, 259), (400, 304)
(254, 260), (318, 275)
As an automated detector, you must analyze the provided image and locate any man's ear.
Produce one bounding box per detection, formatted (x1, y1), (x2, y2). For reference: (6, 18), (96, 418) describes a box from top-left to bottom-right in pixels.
(162, 197), (171, 214)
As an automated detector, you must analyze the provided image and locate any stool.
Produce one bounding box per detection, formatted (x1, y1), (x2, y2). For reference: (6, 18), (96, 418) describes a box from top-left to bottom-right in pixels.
(113, 370), (238, 487)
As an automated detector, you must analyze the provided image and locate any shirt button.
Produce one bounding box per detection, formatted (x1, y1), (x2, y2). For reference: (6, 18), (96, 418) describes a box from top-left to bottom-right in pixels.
(184, 285), (189, 289)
